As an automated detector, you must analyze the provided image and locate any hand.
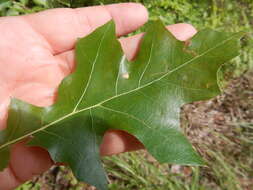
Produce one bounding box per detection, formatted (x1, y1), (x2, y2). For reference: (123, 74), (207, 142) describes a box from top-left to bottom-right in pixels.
(0, 3), (197, 189)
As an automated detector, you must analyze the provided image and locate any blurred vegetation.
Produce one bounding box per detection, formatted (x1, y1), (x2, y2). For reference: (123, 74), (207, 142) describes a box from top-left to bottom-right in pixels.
(0, 0), (252, 190)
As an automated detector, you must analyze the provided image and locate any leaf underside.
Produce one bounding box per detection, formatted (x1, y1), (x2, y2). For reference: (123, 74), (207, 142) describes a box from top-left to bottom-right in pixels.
(0, 20), (243, 190)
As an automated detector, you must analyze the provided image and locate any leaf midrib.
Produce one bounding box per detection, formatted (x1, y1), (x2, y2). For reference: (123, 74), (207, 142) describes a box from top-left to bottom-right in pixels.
(0, 32), (239, 150)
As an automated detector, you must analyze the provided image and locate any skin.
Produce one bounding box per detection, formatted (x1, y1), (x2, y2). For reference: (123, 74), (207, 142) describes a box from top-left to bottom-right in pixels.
(0, 3), (197, 190)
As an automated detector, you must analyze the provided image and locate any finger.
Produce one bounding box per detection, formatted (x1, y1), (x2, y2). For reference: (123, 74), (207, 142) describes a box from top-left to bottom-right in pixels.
(0, 168), (20, 190)
(0, 85), (10, 130)
(23, 3), (148, 54)
(166, 23), (197, 41)
(56, 23), (197, 74)
(100, 130), (144, 156)
(0, 141), (53, 190)
(120, 23), (197, 60)
(10, 141), (53, 182)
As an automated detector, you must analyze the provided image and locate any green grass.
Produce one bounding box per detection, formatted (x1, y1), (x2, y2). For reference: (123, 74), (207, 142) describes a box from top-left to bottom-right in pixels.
(1, 0), (252, 190)
(104, 152), (208, 190)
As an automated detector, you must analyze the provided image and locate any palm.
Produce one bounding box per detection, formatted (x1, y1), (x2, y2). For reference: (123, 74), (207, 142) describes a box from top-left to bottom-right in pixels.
(0, 4), (196, 190)
(0, 18), (69, 127)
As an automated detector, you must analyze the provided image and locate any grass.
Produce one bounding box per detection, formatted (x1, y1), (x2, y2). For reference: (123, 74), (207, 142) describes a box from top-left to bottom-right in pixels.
(0, 0), (252, 190)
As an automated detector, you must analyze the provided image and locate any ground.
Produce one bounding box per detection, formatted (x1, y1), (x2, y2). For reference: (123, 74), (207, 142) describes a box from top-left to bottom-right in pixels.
(0, 0), (252, 190)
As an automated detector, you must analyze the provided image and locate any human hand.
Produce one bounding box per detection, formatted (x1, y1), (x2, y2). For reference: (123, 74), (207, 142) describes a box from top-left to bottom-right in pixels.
(0, 3), (197, 189)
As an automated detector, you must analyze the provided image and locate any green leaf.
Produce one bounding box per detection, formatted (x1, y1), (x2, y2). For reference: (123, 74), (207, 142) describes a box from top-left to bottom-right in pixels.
(47, 0), (70, 8)
(33, 0), (48, 7)
(69, 0), (96, 7)
(0, 20), (243, 190)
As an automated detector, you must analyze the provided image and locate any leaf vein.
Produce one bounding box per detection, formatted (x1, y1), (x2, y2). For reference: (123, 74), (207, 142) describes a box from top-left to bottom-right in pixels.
(138, 39), (154, 87)
(73, 23), (111, 112)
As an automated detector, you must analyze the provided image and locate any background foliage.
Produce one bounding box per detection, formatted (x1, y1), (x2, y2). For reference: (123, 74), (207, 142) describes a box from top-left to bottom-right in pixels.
(0, 0), (252, 190)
